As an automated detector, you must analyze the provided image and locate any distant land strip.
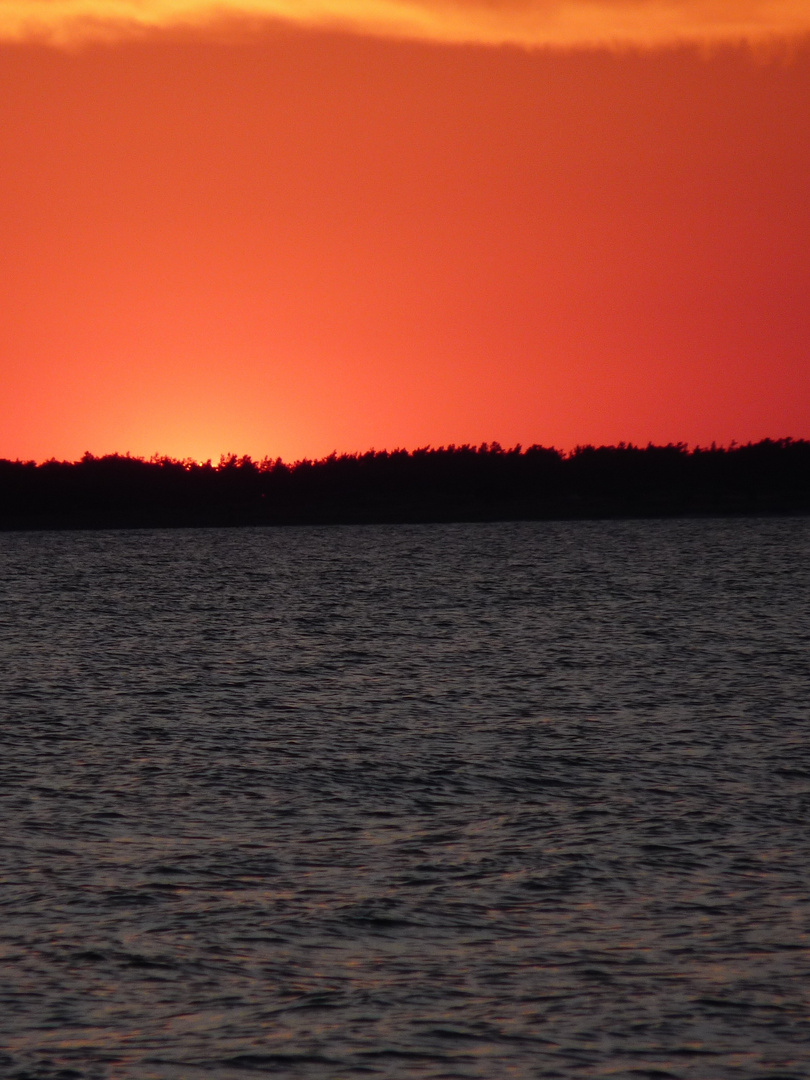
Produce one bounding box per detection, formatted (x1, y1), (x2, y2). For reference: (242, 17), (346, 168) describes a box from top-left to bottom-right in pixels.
(1, 440), (809, 530)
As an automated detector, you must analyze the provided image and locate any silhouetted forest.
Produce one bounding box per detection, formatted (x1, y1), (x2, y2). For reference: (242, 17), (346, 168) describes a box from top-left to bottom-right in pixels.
(1, 440), (808, 529)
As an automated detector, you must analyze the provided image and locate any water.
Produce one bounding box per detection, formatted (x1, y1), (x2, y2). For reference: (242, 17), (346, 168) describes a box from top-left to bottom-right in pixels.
(1, 518), (809, 1080)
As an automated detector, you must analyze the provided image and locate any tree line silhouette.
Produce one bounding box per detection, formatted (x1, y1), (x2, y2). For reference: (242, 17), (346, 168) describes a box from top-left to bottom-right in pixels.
(0, 439), (808, 529)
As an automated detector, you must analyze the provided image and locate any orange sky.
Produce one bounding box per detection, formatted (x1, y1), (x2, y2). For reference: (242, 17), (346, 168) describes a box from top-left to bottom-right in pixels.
(1, 6), (809, 462)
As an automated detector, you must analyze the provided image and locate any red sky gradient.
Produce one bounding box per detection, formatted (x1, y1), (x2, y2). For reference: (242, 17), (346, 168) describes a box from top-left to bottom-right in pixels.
(1, 19), (809, 462)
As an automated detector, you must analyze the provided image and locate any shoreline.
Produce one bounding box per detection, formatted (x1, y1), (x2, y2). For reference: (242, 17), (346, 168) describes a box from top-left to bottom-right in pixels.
(2, 439), (808, 531)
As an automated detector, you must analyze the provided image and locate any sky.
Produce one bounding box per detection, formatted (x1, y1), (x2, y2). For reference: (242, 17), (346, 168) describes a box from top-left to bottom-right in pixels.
(1, 2), (809, 463)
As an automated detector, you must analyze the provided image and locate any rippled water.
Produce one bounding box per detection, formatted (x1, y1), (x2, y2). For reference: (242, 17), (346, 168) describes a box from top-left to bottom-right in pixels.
(1, 519), (809, 1079)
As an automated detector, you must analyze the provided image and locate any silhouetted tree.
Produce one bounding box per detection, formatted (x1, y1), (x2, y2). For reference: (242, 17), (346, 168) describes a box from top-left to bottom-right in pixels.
(0, 439), (807, 529)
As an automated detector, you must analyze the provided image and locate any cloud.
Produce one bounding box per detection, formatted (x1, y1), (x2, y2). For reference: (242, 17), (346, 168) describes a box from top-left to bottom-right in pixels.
(2, 0), (810, 48)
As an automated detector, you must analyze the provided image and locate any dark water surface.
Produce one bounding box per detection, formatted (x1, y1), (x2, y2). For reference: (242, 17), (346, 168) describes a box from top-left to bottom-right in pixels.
(1, 519), (809, 1079)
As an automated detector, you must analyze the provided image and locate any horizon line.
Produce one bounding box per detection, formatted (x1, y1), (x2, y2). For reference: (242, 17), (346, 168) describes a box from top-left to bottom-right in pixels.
(4, 437), (805, 470)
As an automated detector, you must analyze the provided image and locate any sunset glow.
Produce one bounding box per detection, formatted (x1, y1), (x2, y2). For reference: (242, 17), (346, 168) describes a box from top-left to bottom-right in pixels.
(1, 5), (808, 463)
(3, 0), (810, 47)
